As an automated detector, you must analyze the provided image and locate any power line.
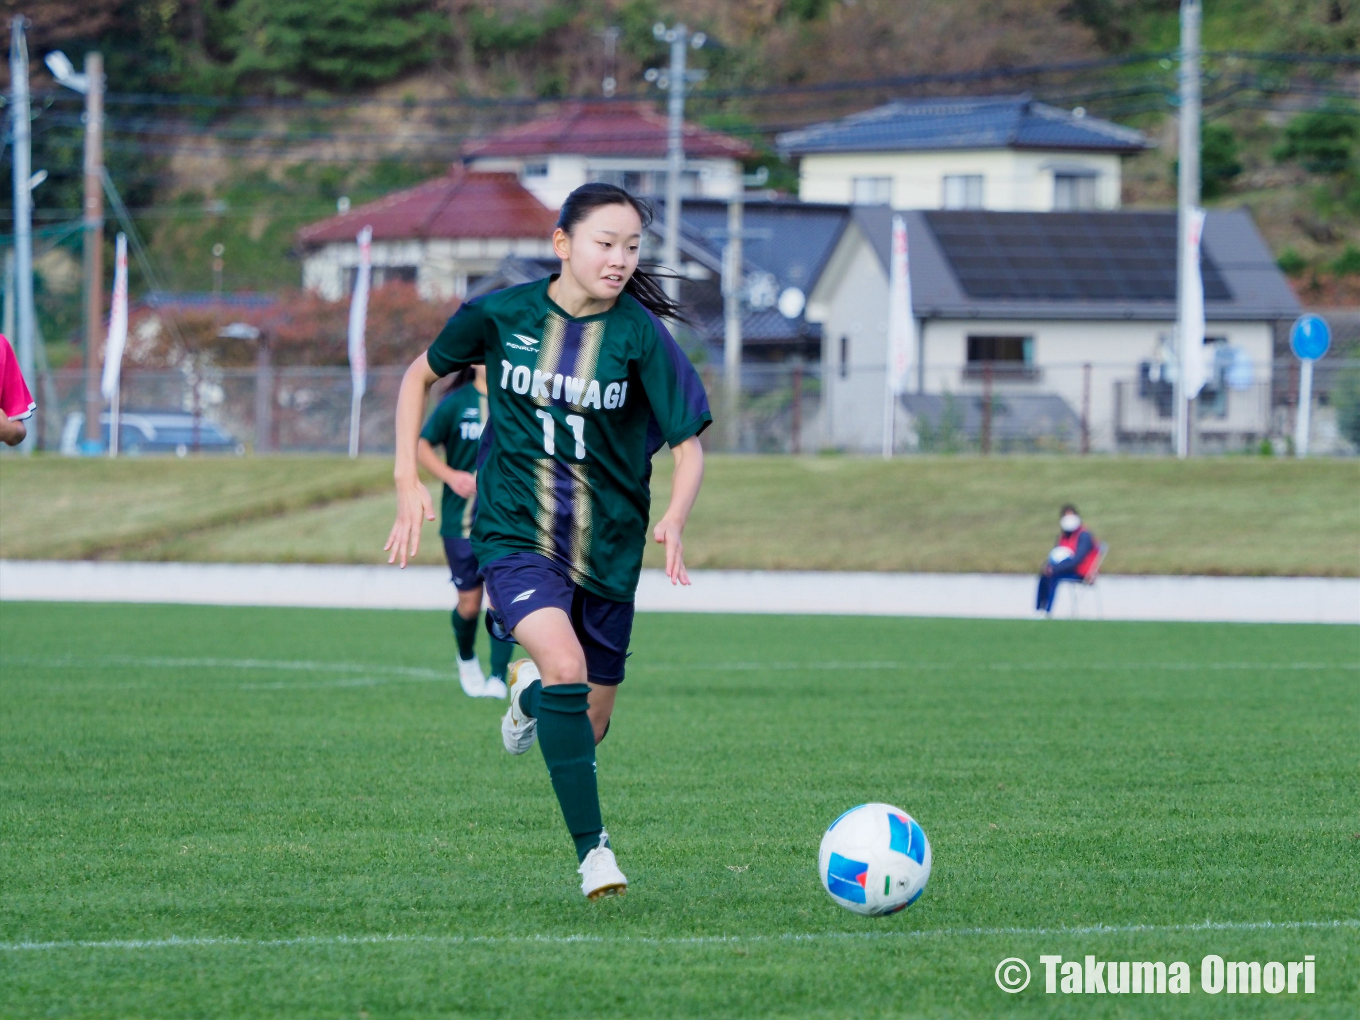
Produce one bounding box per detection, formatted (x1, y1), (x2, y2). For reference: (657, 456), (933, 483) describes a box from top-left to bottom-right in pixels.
(25, 49), (1356, 115)
(34, 53), (1179, 112)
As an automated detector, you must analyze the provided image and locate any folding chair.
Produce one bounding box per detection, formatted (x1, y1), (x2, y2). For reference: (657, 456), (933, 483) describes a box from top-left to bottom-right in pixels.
(1065, 542), (1108, 619)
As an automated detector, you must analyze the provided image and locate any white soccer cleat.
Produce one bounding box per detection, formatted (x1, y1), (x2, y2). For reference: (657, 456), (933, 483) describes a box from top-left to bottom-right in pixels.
(500, 658), (539, 754)
(457, 655), (487, 697)
(578, 833), (627, 900)
(481, 676), (507, 699)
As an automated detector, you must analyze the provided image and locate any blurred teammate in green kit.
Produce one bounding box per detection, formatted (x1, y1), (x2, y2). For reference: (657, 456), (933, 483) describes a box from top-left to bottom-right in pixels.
(417, 364), (513, 698)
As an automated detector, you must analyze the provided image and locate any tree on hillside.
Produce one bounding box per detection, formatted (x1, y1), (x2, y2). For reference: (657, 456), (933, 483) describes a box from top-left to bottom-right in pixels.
(222, 0), (445, 92)
(1274, 101), (1358, 176)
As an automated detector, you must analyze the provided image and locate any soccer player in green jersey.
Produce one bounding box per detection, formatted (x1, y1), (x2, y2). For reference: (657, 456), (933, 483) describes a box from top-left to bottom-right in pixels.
(386, 183), (711, 899)
(416, 364), (513, 699)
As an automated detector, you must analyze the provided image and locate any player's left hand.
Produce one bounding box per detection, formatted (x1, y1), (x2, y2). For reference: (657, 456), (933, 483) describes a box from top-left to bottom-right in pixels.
(385, 477), (435, 568)
(448, 470), (477, 500)
(653, 516), (690, 586)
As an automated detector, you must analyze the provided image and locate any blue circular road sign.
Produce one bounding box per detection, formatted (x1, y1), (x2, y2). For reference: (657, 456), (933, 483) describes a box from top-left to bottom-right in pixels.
(1290, 314), (1331, 361)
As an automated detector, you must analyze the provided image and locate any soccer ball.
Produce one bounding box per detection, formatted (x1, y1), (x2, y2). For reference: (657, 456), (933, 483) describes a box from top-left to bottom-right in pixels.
(818, 803), (931, 916)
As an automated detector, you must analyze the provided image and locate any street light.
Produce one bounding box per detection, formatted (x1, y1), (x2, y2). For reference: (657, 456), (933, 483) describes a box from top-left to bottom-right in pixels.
(44, 50), (89, 93)
(47, 46), (104, 451)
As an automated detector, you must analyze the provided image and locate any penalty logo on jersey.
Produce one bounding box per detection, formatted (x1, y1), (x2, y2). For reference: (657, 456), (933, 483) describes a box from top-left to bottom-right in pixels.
(508, 333), (541, 352)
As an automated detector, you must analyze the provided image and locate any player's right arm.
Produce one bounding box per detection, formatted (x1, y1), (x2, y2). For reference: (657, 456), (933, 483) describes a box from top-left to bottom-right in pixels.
(0, 413), (26, 446)
(387, 299), (490, 567)
(387, 353), (440, 568)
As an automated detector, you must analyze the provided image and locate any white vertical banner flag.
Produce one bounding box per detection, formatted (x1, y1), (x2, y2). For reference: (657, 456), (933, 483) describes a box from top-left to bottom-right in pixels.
(347, 225), (372, 458)
(882, 214), (915, 457)
(1179, 206), (1207, 400)
(101, 233), (130, 456)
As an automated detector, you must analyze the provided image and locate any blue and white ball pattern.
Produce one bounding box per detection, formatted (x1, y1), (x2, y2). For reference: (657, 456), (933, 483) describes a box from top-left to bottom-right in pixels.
(818, 803), (931, 916)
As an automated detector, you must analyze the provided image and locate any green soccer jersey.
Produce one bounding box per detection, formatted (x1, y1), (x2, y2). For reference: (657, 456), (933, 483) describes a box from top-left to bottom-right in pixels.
(419, 382), (487, 539)
(426, 278), (712, 601)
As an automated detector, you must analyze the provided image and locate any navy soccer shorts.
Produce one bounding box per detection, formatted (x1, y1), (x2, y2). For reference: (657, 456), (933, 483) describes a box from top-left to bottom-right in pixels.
(442, 536), (484, 592)
(481, 551), (635, 686)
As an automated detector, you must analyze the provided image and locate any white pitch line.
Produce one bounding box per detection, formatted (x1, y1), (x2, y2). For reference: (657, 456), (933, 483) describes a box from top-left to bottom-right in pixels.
(3, 655), (1355, 679)
(4, 919), (1356, 953)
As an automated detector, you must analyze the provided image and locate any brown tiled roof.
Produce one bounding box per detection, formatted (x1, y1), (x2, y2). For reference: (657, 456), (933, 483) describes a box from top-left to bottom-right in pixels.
(296, 169), (556, 246)
(461, 101), (754, 160)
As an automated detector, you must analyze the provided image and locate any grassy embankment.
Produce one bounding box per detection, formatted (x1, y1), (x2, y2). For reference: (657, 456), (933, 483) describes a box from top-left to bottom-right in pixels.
(2, 455), (1356, 576)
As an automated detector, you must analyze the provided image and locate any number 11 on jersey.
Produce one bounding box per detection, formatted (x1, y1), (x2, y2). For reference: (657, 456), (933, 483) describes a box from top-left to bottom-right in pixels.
(536, 410), (585, 458)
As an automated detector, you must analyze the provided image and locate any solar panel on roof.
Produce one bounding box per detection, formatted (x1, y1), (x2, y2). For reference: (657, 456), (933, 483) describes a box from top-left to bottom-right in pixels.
(923, 212), (1231, 302)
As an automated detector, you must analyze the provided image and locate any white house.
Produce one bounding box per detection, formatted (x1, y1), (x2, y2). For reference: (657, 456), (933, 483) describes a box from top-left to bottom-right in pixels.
(805, 206), (1301, 453)
(778, 94), (1147, 212)
(462, 101), (753, 210)
(297, 169), (557, 301)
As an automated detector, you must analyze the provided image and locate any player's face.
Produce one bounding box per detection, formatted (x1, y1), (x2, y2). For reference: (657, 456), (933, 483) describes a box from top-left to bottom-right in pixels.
(556, 202), (643, 303)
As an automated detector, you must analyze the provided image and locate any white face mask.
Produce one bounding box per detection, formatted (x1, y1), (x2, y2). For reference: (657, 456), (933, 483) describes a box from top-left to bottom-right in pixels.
(1060, 513), (1082, 533)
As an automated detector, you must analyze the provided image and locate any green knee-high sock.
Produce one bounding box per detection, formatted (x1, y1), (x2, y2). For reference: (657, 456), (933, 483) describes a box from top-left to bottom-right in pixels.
(451, 610), (478, 660)
(520, 681), (604, 862)
(489, 633), (513, 681)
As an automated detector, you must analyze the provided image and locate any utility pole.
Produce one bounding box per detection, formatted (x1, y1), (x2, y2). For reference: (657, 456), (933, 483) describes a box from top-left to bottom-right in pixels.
(713, 169), (769, 452)
(723, 194), (742, 449)
(9, 18), (37, 453)
(83, 53), (106, 451)
(598, 26), (620, 97)
(1174, 0), (1200, 459)
(646, 24), (706, 302)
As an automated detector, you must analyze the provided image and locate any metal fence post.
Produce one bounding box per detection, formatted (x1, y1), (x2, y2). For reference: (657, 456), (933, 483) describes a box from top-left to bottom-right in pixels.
(1081, 361), (1092, 454)
(981, 362), (993, 455)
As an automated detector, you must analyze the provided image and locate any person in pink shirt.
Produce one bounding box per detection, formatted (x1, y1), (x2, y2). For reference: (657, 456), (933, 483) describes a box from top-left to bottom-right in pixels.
(0, 334), (36, 446)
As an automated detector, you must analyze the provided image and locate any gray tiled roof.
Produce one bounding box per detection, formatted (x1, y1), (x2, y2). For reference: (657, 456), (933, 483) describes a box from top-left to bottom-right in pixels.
(669, 197), (851, 294)
(852, 206), (1300, 322)
(778, 94), (1147, 156)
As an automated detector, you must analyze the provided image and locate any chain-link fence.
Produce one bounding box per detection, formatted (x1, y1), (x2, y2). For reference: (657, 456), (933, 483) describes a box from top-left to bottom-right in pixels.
(16, 358), (1360, 457)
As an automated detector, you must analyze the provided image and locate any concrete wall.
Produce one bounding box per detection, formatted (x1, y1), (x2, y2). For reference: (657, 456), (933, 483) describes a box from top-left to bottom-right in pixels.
(797, 149), (1121, 211)
(301, 237), (557, 301)
(809, 236), (893, 451)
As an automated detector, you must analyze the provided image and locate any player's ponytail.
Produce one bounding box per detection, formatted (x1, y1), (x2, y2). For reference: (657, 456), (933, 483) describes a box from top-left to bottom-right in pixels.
(555, 183), (689, 323)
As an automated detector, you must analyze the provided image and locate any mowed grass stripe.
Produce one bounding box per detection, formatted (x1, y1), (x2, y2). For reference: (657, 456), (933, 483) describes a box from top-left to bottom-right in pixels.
(1, 604), (1356, 1018)
(5, 652), (1356, 676)
(6, 918), (1358, 953)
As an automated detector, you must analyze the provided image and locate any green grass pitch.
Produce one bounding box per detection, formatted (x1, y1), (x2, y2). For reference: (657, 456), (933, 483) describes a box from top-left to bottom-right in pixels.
(1, 603), (1356, 1018)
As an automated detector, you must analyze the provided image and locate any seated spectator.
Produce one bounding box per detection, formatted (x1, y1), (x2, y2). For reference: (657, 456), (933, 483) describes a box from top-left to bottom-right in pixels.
(1036, 504), (1100, 617)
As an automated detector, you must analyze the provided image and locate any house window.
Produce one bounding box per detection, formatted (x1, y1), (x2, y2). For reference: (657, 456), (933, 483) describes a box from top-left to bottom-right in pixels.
(523, 161), (549, 178)
(1197, 337), (1230, 419)
(839, 335), (850, 378)
(348, 265), (417, 293)
(1053, 172), (1098, 210)
(590, 168), (697, 196)
(965, 335), (1036, 378)
(851, 176), (893, 205)
(942, 174), (984, 209)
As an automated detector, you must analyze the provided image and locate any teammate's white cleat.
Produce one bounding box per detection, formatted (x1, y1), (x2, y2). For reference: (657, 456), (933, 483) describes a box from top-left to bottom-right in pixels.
(578, 833), (627, 900)
(481, 676), (508, 699)
(501, 658), (539, 754)
(457, 655), (487, 697)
